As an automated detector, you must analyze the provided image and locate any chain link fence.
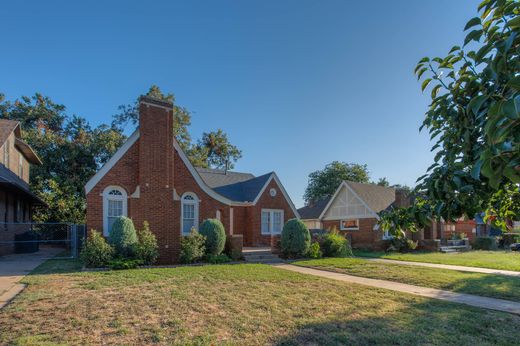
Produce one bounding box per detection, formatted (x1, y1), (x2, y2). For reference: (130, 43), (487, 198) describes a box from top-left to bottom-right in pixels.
(0, 223), (86, 259)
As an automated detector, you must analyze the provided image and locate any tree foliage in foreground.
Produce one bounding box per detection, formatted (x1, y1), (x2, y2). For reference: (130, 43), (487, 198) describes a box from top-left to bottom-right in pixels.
(380, 0), (520, 236)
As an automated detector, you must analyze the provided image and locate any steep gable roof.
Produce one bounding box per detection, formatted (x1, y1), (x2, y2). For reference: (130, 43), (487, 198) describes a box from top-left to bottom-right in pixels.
(345, 181), (395, 214)
(0, 119), (42, 165)
(0, 164), (44, 204)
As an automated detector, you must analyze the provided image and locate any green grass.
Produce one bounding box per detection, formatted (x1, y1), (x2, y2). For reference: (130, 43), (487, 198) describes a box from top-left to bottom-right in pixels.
(1, 260), (519, 345)
(355, 249), (520, 271)
(295, 257), (520, 302)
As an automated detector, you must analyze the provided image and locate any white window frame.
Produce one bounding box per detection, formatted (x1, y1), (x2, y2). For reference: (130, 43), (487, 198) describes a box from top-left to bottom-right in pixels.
(382, 230), (393, 240)
(181, 192), (199, 236)
(102, 186), (127, 236)
(340, 219), (359, 231)
(261, 209), (284, 235)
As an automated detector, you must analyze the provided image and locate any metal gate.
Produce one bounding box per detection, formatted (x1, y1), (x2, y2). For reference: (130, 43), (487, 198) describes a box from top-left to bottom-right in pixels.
(0, 223), (86, 259)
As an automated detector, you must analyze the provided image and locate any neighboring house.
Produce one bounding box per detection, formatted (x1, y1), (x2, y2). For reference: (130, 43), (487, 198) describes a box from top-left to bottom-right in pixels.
(0, 119), (44, 255)
(85, 96), (299, 264)
(298, 181), (408, 249)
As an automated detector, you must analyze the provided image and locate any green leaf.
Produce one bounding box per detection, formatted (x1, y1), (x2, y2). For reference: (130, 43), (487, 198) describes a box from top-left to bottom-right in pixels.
(471, 160), (483, 180)
(507, 76), (520, 91)
(464, 30), (483, 46)
(421, 78), (432, 92)
(508, 16), (520, 29)
(416, 67), (428, 80)
(464, 17), (481, 30)
(431, 84), (442, 98)
(467, 95), (488, 116)
(418, 57), (430, 64)
(449, 45), (461, 54)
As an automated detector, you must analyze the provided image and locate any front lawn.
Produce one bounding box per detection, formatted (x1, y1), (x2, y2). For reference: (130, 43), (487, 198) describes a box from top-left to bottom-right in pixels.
(355, 250), (520, 271)
(295, 258), (520, 302)
(1, 260), (519, 345)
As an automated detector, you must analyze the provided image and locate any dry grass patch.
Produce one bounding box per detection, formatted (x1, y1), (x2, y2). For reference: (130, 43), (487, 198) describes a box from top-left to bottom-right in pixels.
(0, 260), (519, 345)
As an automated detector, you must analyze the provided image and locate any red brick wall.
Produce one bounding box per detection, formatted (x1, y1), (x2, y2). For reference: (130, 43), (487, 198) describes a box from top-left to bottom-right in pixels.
(242, 179), (297, 246)
(444, 220), (477, 241)
(86, 100), (298, 263)
(322, 218), (383, 249)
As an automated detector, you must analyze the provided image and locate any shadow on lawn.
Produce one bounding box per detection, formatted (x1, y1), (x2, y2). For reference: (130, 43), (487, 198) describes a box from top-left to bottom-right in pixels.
(274, 299), (519, 345)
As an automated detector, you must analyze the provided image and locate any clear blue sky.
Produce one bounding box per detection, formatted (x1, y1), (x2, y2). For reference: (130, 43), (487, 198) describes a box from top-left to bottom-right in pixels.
(1, 0), (479, 208)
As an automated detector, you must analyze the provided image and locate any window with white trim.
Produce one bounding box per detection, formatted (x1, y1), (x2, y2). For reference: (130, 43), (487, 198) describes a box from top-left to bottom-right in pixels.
(181, 192), (199, 235)
(261, 209), (284, 235)
(103, 186), (127, 236)
(340, 219), (359, 230)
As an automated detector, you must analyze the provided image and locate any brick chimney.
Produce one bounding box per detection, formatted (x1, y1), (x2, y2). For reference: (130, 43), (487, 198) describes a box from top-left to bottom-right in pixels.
(136, 96), (177, 263)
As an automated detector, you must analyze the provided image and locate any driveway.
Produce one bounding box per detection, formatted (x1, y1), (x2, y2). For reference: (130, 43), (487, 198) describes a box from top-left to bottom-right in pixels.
(0, 247), (61, 308)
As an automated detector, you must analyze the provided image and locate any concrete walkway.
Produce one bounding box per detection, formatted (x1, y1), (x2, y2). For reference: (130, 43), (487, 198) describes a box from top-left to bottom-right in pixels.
(275, 264), (520, 315)
(0, 248), (60, 309)
(362, 258), (520, 277)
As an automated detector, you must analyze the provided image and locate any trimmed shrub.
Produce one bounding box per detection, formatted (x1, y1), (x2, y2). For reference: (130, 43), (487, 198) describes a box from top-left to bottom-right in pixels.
(322, 231), (352, 257)
(281, 219), (311, 258)
(180, 229), (206, 264)
(307, 241), (322, 259)
(108, 216), (138, 257)
(473, 237), (497, 250)
(135, 221), (159, 265)
(386, 237), (417, 253)
(205, 253), (232, 264)
(80, 229), (114, 268)
(199, 219), (226, 255)
(225, 234), (243, 261)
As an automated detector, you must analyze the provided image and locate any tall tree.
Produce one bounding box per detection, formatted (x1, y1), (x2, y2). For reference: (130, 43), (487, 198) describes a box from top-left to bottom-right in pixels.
(303, 161), (370, 204)
(0, 93), (126, 223)
(113, 85), (242, 170)
(193, 129), (242, 170)
(380, 0), (520, 236)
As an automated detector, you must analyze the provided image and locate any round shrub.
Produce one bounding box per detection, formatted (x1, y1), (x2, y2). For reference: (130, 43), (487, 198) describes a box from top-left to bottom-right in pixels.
(180, 229), (206, 263)
(80, 229), (114, 268)
(199, 219), (226, 255)
(306, 241), (322, 259)
(281, 218), (311, 258)
(322, 231), (352, 257)
(108, 216), (138, 257)
(473, 236), (497, 250)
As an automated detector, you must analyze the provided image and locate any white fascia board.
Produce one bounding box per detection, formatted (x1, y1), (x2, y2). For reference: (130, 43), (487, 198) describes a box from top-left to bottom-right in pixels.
(171, 137), (250, 206)
(85, 130), (140, 194)
(317, 181), (347, 220)
(251, 173), (300, 219)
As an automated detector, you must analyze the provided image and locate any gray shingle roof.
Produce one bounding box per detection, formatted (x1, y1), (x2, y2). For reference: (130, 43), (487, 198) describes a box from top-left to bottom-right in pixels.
(346, 181), (395, 213)
(297, 181), (396, 220)
(195, 167), (255, 188)
(213, 173), (272, 202)
(297, 197), (331, 219)
(195, 167), (272, 203)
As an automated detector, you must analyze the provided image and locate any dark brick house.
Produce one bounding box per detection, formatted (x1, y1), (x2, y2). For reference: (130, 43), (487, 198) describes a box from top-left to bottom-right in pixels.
(0, 119), (44, 256)
(85, 96), (299, 264)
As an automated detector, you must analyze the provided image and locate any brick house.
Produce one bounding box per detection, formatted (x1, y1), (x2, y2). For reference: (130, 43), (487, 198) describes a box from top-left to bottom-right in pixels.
(298, 181), (409, 250)
(0, 119), (44, 255)
(85, 96), (299, 264)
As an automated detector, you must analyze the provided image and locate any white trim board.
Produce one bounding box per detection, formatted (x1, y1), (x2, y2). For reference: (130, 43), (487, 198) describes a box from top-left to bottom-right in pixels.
(84, 129), (299, 216)
(318, 181), (379, 220)
(85, 130), (140, 194)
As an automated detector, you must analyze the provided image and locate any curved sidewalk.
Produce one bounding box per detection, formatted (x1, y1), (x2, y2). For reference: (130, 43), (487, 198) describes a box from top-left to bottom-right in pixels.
(275, 264), (520, 315)
(361, 258), (520, 277)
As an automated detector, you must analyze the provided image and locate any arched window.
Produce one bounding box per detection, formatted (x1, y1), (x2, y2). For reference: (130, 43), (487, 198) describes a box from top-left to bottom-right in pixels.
(103, 186), (127, 236)
(181, 192), (199, 235)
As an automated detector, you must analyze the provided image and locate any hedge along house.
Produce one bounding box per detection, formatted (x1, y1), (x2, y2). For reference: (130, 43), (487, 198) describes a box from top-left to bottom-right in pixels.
(298, 181), (411, 250)
(85, 96), (299, 264)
